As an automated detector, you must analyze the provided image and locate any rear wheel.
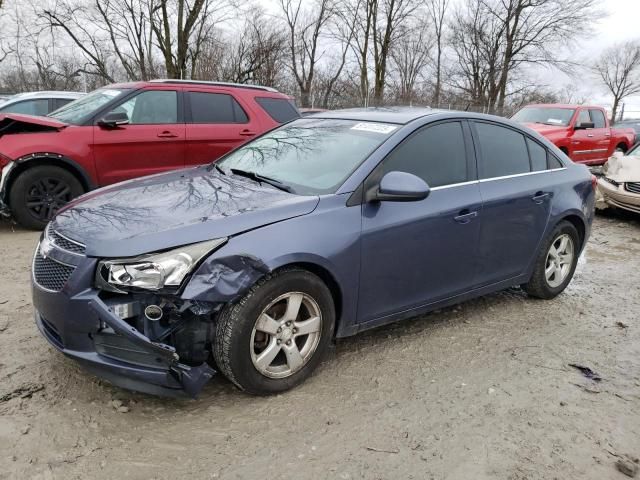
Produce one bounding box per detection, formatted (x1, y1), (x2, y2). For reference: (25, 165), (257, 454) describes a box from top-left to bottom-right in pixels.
(523, 221), (580, 299)
(213, 268), (334, 395)
(9, 166), (84, 230)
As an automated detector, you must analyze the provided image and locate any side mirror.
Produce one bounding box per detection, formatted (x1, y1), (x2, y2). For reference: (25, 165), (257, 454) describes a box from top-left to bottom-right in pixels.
(368, 171), (431, 202)
(575, 121), (594, 130)
(98, 111), (129, 128)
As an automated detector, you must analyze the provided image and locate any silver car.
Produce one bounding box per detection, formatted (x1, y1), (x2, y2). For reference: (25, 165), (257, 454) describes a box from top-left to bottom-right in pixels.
(0, 91), (85, 117)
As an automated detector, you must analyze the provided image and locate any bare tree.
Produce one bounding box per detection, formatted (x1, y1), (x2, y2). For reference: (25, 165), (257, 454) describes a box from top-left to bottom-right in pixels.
(390, 23), (433, 104)
(594, 41), (640, 123)
(425, 0), (448, 107)
(280, 0), (335, 107)
(450, 0), (599, 114)
(486, 0), (600, 112)
(371, 0), (418, 105)
(219, 11), (287, 85)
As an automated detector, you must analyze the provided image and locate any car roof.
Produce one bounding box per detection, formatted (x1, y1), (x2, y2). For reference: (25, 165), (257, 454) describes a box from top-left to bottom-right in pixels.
(6, 91), (85, 101)
(106, 79), (282, 94)
(524, 103), (603, 109)
(311, 106), (437, 124)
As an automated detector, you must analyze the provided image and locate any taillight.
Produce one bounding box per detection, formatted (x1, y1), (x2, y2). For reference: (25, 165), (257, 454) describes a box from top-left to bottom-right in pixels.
(591, 174), (598, 189)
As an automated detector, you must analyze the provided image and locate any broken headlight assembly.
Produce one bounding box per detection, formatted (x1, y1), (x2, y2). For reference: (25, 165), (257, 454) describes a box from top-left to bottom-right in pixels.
(96, 238), (227, 292)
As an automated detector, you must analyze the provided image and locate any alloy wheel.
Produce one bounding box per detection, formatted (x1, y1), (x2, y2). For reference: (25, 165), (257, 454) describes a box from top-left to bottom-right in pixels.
(250, 292), (322, 379)
(25, 177), (73, 222)
(545, 233), (574, 288)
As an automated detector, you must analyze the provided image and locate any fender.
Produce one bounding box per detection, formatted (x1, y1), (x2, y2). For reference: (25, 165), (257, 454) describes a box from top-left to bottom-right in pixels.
(2, 152), (95, 200)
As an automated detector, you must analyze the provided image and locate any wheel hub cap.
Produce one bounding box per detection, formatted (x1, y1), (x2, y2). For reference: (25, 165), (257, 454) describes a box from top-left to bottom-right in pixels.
(250, 292), (322, 379)
(545, 233), (575, 288)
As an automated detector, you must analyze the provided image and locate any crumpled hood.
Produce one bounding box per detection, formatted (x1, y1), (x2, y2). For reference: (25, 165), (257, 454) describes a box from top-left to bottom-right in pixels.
(522, 123), (567, 136)
(52, 166), (320, 257)
(0, 113), (67, 134)
(603, 152), (640, 183)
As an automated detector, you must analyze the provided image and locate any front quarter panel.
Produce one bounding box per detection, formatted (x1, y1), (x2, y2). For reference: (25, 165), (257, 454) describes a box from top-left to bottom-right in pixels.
(181, 194), (362, 337)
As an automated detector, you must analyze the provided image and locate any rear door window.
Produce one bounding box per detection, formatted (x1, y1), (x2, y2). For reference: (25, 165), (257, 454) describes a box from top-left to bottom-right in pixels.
(187, 92), (248, 123)
(52, 98), (74, 111)
(527, 138), (548, 172)
(474, 122), (530, 179)
(255, 97), (300, 123)
(380, 121), (468, 188)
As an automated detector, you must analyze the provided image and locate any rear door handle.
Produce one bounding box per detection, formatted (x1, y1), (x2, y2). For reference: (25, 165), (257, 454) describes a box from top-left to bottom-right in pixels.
(240, 129), (257, 137)
(157, 131), (178, 138)
(532, 192), (550, 204)
(454, 210), (478, 224)
(587, 134), (594, 137)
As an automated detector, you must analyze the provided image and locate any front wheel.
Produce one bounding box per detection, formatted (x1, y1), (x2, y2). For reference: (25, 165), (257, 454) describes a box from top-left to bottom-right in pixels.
(523, 221), (581, 299)
(9, 165), (84, 230)
(213, 268), (335, 395)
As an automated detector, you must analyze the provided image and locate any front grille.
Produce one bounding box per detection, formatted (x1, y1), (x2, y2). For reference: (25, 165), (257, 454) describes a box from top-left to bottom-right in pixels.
(625, 182), (640, 194)
(33, 248), (75, 291)
(47, 226), (86, 254)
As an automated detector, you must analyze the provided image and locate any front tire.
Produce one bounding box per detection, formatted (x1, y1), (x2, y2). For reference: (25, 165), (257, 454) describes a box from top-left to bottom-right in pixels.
(213, 268), (335, 395)
(523, 221), (581, 299)
(9, 166), (84, 230)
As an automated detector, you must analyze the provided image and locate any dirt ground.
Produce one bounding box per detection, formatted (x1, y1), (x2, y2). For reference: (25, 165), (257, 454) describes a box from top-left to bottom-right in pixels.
(0, 211), (639, 480)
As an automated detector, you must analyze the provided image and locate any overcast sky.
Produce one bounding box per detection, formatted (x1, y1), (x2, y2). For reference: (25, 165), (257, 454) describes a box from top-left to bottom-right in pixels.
(527, 0), (640, 116)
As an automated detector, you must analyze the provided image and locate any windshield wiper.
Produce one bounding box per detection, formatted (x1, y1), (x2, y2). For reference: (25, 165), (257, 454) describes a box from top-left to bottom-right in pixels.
(213, 164), (226, 175)
(229, 168), (294, 193)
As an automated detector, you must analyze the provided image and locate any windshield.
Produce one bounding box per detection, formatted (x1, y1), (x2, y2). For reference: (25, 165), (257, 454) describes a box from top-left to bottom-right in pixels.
(49, 88), (131, 124)
(512, 107), (575, 127)
(217, 118), (397, 195)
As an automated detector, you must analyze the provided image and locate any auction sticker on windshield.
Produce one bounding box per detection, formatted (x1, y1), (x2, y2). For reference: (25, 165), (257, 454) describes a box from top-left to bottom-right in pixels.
(351, 122), (398, 134)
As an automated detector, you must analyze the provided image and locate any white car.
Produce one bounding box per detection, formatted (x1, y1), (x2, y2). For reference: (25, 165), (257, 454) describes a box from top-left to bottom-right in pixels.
(596, 148), (640, 214)
(0, 91), (85, 117)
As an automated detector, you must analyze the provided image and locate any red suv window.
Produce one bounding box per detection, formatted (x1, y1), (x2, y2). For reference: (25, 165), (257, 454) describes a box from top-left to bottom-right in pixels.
(255, 97), (300, 123)
(187, 92), (248, 124)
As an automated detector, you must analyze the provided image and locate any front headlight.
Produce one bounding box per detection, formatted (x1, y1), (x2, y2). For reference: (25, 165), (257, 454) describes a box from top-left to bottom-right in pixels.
(97, 238), (226, 291)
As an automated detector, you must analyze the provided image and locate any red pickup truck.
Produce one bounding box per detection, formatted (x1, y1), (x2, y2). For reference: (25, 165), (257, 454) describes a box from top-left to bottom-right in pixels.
(512, 104), (636, 165)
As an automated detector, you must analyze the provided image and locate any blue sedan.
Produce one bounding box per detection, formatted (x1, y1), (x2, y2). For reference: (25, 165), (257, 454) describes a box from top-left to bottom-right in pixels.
(32, 108), (595, 396)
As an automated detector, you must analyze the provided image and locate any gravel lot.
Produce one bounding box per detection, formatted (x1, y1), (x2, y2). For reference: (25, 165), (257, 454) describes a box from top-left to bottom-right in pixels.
(0, 212), (639, 480)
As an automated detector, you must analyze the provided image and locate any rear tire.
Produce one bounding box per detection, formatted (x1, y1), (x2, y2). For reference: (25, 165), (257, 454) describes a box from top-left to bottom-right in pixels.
(523, 221), (581, 299)
(213, 268), (335, 395)
(9, 166), (84, 230)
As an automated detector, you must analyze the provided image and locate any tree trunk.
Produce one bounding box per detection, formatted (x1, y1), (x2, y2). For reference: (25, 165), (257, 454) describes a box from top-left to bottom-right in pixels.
(611, 97), (620, 124)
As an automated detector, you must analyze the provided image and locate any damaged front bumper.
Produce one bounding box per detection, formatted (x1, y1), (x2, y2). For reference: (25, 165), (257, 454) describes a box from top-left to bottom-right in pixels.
(596, 177), (640, 214)
(32, 243), (218, 397)
(34, 293), (216, 397)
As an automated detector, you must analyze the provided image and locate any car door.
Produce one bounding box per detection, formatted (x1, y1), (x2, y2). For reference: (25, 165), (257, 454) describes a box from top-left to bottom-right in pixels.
(570, 108), (599, 163)
(588, 108), (611, 162)
(184, 90), (262, 166)
(92, 88), (186, 185)
(357, 121), (483, 324)
(471, 121), (553, 286)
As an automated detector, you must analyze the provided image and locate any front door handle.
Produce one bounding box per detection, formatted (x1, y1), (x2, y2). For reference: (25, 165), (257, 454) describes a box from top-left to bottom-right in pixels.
(157, 131), (178, 138)
(240, 129), (257, 137)
(587, 134), (594, 137)
(454, 210), (478, 224)
(532, 191), (550, 204)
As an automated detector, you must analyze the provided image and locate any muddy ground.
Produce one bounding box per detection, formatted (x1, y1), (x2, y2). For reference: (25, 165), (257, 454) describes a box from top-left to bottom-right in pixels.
(0, 212), (638, 480)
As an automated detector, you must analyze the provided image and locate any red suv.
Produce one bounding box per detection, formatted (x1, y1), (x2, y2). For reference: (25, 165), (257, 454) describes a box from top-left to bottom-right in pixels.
(0, 80), (300, 229)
